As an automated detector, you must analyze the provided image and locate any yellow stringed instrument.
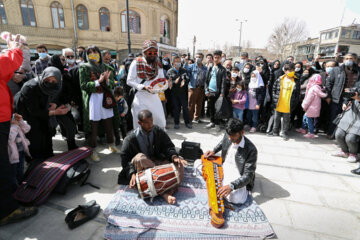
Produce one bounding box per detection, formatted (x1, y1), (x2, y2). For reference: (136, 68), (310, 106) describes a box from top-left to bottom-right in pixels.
(201, 155), (225, 228)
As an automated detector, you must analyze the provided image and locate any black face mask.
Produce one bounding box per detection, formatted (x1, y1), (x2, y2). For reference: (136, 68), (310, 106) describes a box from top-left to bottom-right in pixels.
(145, 56), (156, 64)
(43, 81), (58, 89)
(302, 74), (309, 78)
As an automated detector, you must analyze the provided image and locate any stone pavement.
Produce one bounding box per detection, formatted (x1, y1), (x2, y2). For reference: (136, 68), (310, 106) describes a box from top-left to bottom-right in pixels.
(1, 119), (360, 240)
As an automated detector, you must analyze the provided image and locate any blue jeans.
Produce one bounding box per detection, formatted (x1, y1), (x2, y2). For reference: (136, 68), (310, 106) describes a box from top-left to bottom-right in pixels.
(247, 109), (259, 128)
(172, 94), (190, 125)
(233, 108), (244, 121)
(302, 115), (314, 134)
(11, 151), (25, 186)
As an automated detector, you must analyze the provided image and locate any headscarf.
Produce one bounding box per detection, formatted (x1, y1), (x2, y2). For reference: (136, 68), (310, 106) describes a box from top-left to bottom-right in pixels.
(142, 40), (158, 53)
(48, 54), (65, 73)
(249, 70), (265, 89)
(270, 60), (281, 72)
(84, 46), (106, 76)
(305, 74), (322, 96)
(295, 61), (304, 77)
(36, 66), (62, 97)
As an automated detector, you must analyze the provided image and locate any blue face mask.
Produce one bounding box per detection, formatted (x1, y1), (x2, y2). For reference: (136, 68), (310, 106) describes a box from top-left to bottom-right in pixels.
(326, 67), (333, 74)
(38, 52), (47, 59)
(344, 60), (353, 67)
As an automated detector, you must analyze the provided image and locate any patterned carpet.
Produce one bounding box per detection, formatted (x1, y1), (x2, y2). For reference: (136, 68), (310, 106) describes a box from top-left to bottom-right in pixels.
(104, 167), (275, 239)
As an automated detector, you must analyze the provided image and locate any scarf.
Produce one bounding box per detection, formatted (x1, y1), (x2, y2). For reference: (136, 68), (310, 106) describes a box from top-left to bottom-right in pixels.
(48, 54), (65, 74)
(248, 70), (265, 89)
(136, 57), (162, 81)
(36, 66), (62, 97)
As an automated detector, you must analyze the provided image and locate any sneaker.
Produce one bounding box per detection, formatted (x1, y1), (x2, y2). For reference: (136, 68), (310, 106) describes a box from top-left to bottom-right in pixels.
(266, 131), (273, 136)
(244, 125), (250, 130)
(304, 133), (315, 139)
(109, 144), (120, 153)
(0, 206), (38, 226)
(296, 128), (307, 134)
(90, 152), (100, 162)
(331, 151), (349, 158)
(272, 132), (280, 137)
(174, 124), (180, 129)
(185, 124), (193, 129)
(282, 135), (289, 141)
(192, 119), (201, 124)
(205, 123), (215, 129)
(249, 127), (256, 133)
(347, 154), (358, 163)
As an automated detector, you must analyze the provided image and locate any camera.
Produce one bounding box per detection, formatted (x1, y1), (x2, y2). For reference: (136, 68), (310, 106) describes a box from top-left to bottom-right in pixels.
(343, 87), (360, 98)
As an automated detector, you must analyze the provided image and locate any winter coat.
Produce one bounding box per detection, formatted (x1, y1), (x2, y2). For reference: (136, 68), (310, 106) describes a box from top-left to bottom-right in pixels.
(8, 120), (31, 164)
(205, 63), (228, 96)
(272, 75), (301, 113)
(301, 85), (327, 118)
(337, 100), (360, 136)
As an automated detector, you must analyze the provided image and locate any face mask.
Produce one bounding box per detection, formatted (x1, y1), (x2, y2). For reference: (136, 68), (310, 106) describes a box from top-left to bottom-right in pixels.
(66, 59), (75, 65)
(174, 62), (181, 69)
(282, 67), (285, 72)
(231, 72), (238, 78)
(240, 59), (246, 64)
(162, 60), (169, 66)
(302, 73), (309, 78)
(243, 68), (250, 73)
(221, 57), (225, 63)
(196, 58), (202, 64)
(236, 87), (242, 92)
(88, 53), (100, 63)
(312, 66), (316, 70)
(38, 53), (47, 59)
(208, 63), (213, 67)
(287, 71), (295, 78)
(344, 60), (353, 67)
(43, 81), (58, 89)
(295, 67), (301, 72)
(326, 67), (333, 74)
(260, 64), (264, 68)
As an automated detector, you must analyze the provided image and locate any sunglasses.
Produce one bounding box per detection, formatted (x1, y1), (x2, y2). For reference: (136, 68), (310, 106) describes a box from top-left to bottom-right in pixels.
(66, 55), (75, 59)
(60, 58), (65, 61)
(146, 52), (158, 56)
(14, 71), (24, 74)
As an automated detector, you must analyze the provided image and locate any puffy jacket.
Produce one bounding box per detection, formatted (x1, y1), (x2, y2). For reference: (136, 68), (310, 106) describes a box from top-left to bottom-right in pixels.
(272, 75), (301, 113)
(326, 64), (360, 104)
(302, 85), (327, 118)
(213, 134), (257, 191)
(0, 48), (23, 122)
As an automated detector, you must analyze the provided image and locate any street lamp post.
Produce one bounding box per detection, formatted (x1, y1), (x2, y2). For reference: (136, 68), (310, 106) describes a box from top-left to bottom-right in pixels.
(126, 0), (131, 54)
(236, 19), (247, 57)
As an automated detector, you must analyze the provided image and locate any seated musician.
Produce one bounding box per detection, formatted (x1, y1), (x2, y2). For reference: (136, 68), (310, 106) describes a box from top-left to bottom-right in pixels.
(118, 109), (187, 204)
(204, 118), (258, 204)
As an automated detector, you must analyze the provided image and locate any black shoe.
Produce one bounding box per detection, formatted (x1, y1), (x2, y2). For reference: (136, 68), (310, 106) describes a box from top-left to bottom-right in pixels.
(185, 123), (193, 129)
(266, 131), (273, 136)
(65, 200), (100, 229)
(282, 135), (289, 141)
(272, 132), (280, 137)
(67, 139), (78, 151)
(351, 168), (360, 175)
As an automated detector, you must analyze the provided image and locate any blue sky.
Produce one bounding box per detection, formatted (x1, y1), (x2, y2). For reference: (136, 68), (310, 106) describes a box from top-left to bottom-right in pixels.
(177, 0), (360, 50)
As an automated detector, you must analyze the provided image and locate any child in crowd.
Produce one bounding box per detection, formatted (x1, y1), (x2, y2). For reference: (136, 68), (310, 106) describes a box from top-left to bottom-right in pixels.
(231, 80), (247, 121)
(246, 70), (265, 133)
(297, 74), (327, 138)
(114, 86), (128, 142)
(8, 113), (31, 185)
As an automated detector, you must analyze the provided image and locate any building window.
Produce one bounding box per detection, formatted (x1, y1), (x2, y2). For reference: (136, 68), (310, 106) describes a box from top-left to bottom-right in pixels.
(352, 30), (360, 40)
(99, 7), (110, 31)
(76, 4), (88, 30)
(160, 17), (170, 39)
(20, 0), (36, 26)
(338, 45), (349, 55)
(319, 45), (336, 57)
(341, 29), (351, 38)
(0, 1), (7, 24)
(121, 10), (141, 33)
(51, 2), (64, 29)
(334, 30), (338, 38)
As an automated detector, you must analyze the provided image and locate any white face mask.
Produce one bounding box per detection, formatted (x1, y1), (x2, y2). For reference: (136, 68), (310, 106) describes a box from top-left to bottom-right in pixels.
(66, 59), (75, 65)
(251, 77), (257, 82)
(295, 67), (301, 72)
(231, 72), (238, 78)
(236, 87), (242, 92)
(243, 68), (250, 73)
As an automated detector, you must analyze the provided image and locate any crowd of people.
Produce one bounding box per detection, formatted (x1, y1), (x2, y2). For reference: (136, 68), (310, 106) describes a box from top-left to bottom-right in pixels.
(0, 33), (360, 225)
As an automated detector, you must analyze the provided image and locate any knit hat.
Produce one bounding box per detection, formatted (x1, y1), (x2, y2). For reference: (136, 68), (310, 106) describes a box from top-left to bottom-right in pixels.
(142, 40), (158, 53)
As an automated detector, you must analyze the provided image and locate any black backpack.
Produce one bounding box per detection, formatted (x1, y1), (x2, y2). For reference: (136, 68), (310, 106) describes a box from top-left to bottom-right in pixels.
(179, 141), (203, 164)
(54, 159), (91, 195)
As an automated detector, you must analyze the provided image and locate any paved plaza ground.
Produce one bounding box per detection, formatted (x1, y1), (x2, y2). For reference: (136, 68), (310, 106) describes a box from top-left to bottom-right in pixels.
(1, 119), (359, 240)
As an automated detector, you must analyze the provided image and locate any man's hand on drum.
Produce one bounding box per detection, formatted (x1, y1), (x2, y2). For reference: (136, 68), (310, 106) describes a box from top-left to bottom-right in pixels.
(129, 173), (137, 189)
(173, 156), (187, 168)
(204, 150), (215, 158)
(218, 185), (232, 198)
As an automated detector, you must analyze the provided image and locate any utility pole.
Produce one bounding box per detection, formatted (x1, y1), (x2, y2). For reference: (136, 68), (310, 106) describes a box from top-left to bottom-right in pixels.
(236, 19), (247, 57)
(192, 35), (196, 58)
(126, 0), (131, 54)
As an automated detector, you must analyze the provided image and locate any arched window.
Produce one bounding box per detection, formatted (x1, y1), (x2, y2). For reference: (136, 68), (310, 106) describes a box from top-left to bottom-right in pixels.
(0, 1), (7, 24)
(20, 0), (36, 26)
(99, 7), (110, 32)
(160, 16), (170, 39)
(51, 2), (64, 29)
(76, 4), (88, 30)
(121, 10), (140, 34)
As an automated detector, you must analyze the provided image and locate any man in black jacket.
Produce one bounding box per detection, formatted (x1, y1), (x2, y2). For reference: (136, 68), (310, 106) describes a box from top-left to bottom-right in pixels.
(118, 109), (186, 204)
(205, 50), (228, 130)
(203, 118), (257, 204)
(325, 53), (360, 138)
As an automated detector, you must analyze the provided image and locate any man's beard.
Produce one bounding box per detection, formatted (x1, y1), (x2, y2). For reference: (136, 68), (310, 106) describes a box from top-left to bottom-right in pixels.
(145, 56), (157, 64)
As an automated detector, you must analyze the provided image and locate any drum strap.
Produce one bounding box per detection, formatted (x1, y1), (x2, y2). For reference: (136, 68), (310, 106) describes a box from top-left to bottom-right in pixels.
(145, 168), (157, 197)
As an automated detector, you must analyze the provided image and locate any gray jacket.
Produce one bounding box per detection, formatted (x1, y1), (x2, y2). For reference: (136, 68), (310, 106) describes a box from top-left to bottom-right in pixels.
(338, 100), (360, 136)
(326, 64), (360, 104)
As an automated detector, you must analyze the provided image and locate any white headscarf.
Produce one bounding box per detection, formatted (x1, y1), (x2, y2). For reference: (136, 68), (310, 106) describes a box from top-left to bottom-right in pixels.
(248, 70), (265, 89)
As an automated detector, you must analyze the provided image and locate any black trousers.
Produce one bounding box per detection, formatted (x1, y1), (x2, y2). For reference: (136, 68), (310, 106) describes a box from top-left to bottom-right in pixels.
(0, 121), (19, 219)
(328, 101), (343, 137)
(208, 94), (220, 125)
(57, 113), (77, 140)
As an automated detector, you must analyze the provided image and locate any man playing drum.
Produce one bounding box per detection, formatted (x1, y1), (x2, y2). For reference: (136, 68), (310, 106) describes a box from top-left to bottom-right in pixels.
(118, 110), (187, 204)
